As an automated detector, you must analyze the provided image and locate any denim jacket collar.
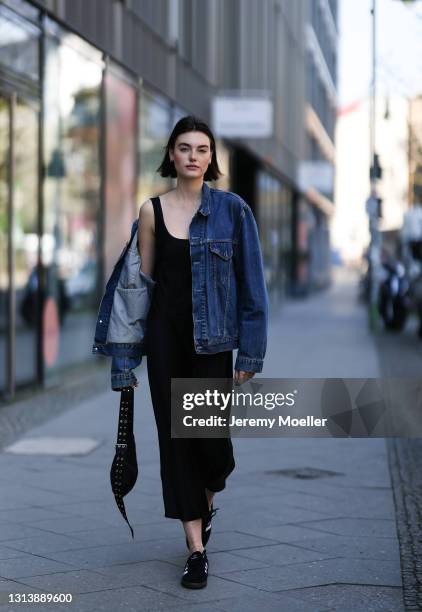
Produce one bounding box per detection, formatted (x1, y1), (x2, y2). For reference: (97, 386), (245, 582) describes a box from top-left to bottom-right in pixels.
(198, 181), (211, 216)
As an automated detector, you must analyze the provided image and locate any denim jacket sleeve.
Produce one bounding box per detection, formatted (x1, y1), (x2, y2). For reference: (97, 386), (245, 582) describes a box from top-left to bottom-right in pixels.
(111, 354), (142, 391)
(233, 202), (269, 373)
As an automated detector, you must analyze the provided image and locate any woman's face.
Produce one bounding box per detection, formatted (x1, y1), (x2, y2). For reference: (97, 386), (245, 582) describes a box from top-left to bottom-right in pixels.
(170, 131), (212, 179)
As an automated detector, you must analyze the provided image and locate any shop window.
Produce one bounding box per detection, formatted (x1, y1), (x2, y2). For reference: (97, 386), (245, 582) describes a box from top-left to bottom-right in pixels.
(43, 31), (103, 379)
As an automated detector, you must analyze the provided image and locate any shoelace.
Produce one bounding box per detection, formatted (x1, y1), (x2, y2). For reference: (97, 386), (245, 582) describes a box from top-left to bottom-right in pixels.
(184, 551), (207, 573)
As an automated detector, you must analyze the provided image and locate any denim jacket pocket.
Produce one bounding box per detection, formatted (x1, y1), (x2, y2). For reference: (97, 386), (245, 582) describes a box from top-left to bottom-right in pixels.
(209, 241), (233, 287)
(209, 241), (233, 261)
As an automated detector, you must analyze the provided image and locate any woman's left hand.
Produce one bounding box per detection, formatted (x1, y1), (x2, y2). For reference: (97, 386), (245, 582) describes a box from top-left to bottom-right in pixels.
(234, 370), (255, 386)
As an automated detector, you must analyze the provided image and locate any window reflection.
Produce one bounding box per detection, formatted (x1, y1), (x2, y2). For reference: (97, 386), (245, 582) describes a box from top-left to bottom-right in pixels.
(13, 98), (39, 385)
(43, 33), (102, 376)
(0, 5), (39, 81)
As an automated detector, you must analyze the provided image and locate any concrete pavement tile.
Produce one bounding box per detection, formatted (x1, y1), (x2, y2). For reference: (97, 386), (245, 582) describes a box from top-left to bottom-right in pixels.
(1, 534), (95, 556)
(0, 547), (29, 560)
(0, 602), (70, 612)
(225, 523), (330, 544)
(29, 483), (109, 498)
(294, 517), (397, 538)
(50, 525), (152, 548)
(231, 477), (390, 504)
(217, 505), (331, 528)
(210, 590), (332, 612)
(0, 555), (75, 579)
(216, 483), (288, 500)
(94, 559), (274, 602)
(288, 533), (401, 562)
(56, 523), (182, 548)
(276, 490), (396, 520)
(0, 500), (33, 512)
(213, 514), (287, 533)
(54, 509), (167, 529)
(50, 500), (165, 525)
(0, 488), (72, 508)
(48, 493), (163, 513)
(101, 512), (169, 528)
(203, 530), (280, 552)
(41, 538), (188, 570)
(67, 587), (207, 612)
(0, 506), (80, 523)
(229, 542), (337, 566)
(24, 516), (116, 535)
(0, 524), (62, 543)
(75, 515), (179, 539)
(164, 551), (271, 573)
(214, 557), (402, 592)
(285, 584), (404, 612)
(8, 568), (145, 594)
(222, 481), (344, 505)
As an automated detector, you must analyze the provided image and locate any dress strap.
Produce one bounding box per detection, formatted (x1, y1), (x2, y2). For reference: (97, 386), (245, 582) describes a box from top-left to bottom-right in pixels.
(150, 196), (165, 240)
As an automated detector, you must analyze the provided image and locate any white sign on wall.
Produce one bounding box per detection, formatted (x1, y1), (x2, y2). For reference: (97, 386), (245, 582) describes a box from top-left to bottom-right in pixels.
(298, 161), (334, 194)
(211, 96), (273, 138)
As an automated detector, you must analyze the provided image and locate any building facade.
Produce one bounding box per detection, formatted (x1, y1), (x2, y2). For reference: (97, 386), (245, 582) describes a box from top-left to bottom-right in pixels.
(0, 0), (337, 400)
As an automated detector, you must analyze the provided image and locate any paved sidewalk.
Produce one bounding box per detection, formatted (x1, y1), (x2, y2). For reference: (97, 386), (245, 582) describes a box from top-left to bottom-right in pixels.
(0, 267), (403, 612)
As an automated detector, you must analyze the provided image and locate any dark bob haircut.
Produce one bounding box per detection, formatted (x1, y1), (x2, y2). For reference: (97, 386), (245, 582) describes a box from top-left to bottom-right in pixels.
(157, 115), (223, 181)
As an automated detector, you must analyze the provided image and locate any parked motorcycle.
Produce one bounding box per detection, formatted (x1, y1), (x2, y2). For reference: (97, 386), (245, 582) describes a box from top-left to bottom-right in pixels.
(377, 259), (410, 331)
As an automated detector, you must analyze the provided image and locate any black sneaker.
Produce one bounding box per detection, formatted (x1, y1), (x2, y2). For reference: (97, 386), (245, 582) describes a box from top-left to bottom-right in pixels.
(185, 504), (219, 550)
(181, 549), (208, 589)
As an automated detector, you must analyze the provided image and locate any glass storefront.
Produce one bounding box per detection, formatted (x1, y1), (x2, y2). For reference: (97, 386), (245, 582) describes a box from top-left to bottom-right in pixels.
(0, 3), (41, 398)
(295, 198), (331, 294)
(257, 169), (293, 302)
(308, 206), (331, 290)
(42, 21), (103, 384)
(296, 199), (315, 295)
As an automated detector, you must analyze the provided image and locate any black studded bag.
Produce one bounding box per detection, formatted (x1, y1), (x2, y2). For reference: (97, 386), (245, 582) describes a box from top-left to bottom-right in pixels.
(110, 386), (138, 538)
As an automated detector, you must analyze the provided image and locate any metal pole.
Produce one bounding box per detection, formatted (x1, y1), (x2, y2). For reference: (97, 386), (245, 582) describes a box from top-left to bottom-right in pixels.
(367, 0), (381, 331)
(370, 0), (376, 165)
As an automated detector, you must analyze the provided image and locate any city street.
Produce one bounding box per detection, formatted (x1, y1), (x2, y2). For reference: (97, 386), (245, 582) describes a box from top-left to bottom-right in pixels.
(2, 1), (422, 610)
(0, 266), (409, 612)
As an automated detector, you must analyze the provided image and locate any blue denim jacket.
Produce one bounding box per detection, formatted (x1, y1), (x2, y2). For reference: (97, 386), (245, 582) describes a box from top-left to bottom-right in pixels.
(92, 181), (268, 390)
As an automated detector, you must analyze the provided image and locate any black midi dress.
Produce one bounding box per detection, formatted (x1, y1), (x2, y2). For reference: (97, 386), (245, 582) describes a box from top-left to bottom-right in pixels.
(145, 196), (235, 521)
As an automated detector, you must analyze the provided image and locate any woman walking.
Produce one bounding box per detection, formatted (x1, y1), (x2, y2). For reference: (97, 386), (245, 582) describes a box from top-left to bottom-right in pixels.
(125, 116), (267, 588)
